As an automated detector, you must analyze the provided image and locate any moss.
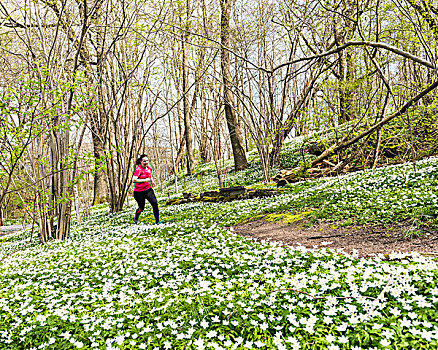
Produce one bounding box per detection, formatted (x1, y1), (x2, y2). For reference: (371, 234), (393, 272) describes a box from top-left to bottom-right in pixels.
(236, 213), (266, 225)
(165, 198), (182, 205)
(265, 210), (314, 224)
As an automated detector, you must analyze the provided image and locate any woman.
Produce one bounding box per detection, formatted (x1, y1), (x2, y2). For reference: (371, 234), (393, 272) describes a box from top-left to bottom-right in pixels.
(132, 154), (160, 224)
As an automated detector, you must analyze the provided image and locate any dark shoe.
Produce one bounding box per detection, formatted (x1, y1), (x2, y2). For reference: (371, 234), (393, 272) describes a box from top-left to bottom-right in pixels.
(156, 221), (162, 225)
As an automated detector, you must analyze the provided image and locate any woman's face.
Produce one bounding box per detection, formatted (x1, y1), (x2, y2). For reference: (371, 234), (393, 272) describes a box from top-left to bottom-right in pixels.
(141, 157), (149, 167)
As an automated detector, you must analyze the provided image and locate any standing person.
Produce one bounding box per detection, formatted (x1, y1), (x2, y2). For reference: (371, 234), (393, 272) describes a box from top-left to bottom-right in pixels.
(132, 154), (160, 224)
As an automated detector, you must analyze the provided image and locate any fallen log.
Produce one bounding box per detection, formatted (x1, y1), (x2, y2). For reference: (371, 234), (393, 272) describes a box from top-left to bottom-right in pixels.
(274, 79), (438, 185)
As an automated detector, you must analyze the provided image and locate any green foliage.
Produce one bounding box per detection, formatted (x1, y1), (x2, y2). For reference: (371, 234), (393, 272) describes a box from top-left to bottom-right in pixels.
(279, 143), (317, 169)
(0, 65), (95, 227)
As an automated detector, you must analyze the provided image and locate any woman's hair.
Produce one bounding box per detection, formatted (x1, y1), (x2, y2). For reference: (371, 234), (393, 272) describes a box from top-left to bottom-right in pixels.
(135, 154), (148, 165)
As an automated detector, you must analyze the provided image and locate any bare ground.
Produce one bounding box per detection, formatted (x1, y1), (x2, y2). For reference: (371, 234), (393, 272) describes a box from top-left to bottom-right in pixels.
(233, 219), (438, 257)
(0, 224), (33, 237)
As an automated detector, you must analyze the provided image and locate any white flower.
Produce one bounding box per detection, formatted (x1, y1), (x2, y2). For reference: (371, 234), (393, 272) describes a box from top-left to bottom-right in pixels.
(381, 329), (394, 339)
(273, 337), (282, 346)
(380, 338), (391, 347)
(206, 330), (217, 338)
(323, 316), (333, 324)
(60, 332), (71, 340)
(115, 335), (125, 345)
(243, 341), (253, 348)
(337, 323), (348, 332)
(260, 322), (268, 330)
(199, 280), (211, 289)
(326, 334), (336, 343)
(194, 338), (205, 350)
(338, 335), (349, 344)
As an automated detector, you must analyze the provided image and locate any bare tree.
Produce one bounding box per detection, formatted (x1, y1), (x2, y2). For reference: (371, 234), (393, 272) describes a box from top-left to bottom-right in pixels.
(220, 0), (248, 171)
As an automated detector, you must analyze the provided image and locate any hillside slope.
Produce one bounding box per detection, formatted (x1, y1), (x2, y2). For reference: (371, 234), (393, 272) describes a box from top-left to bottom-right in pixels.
(1, 156), (437, 349)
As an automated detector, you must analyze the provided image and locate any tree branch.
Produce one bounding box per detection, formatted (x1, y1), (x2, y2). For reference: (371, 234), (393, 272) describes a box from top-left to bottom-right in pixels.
(272, 41), (435, 72)
(310, 79), (438, 167)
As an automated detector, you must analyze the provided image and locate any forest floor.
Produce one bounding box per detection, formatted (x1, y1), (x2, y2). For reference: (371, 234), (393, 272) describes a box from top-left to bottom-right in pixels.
(233, 219), (438, 258)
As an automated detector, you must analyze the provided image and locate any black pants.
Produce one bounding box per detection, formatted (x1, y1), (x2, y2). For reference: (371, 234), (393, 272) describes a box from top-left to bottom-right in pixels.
(134, 189), (159, 223)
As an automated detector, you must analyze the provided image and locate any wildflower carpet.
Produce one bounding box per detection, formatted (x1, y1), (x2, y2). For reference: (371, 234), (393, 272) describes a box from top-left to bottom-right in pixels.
(1, 157), (438, 349)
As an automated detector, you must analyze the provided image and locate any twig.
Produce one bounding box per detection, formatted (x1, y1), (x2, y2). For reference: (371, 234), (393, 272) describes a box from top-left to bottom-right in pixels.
(322, 159), (337, 167)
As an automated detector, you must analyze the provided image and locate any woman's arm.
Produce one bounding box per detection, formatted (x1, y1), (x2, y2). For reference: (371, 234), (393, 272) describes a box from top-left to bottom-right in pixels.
(132, 176), (151, 184)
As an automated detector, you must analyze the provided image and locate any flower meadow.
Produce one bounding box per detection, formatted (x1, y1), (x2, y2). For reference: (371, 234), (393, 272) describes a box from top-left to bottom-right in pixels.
(1, 158), (438, 349)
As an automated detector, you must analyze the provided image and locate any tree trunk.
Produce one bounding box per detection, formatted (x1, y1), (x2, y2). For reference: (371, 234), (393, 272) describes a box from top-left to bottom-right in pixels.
(92, 131), (108, 205)
(171, 131), (186, 175)
(182, 0), (195, 175)
(334, 0), (357, 124)
(372, 90), (390, 169)
(220, 0), (248, 172)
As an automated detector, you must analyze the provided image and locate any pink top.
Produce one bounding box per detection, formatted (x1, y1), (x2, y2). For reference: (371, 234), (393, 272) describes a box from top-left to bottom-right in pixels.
(133, 165), (152, 192)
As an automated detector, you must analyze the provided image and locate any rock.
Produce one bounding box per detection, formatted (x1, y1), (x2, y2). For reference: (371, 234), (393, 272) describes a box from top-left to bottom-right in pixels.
(276, 179), (288, 187)
(247, 189), (277, 198)
(219, 186), (246, 197)
(382, 147), (398, 158)
(308, 141), (325, 156)
(166, 186), (281, 205)
(200, 191), (220, 198)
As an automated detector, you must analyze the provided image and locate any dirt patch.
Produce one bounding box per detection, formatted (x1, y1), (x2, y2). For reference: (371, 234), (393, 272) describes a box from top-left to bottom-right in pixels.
(0, 224), (32, 237)
(233, 219), (438, 257)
